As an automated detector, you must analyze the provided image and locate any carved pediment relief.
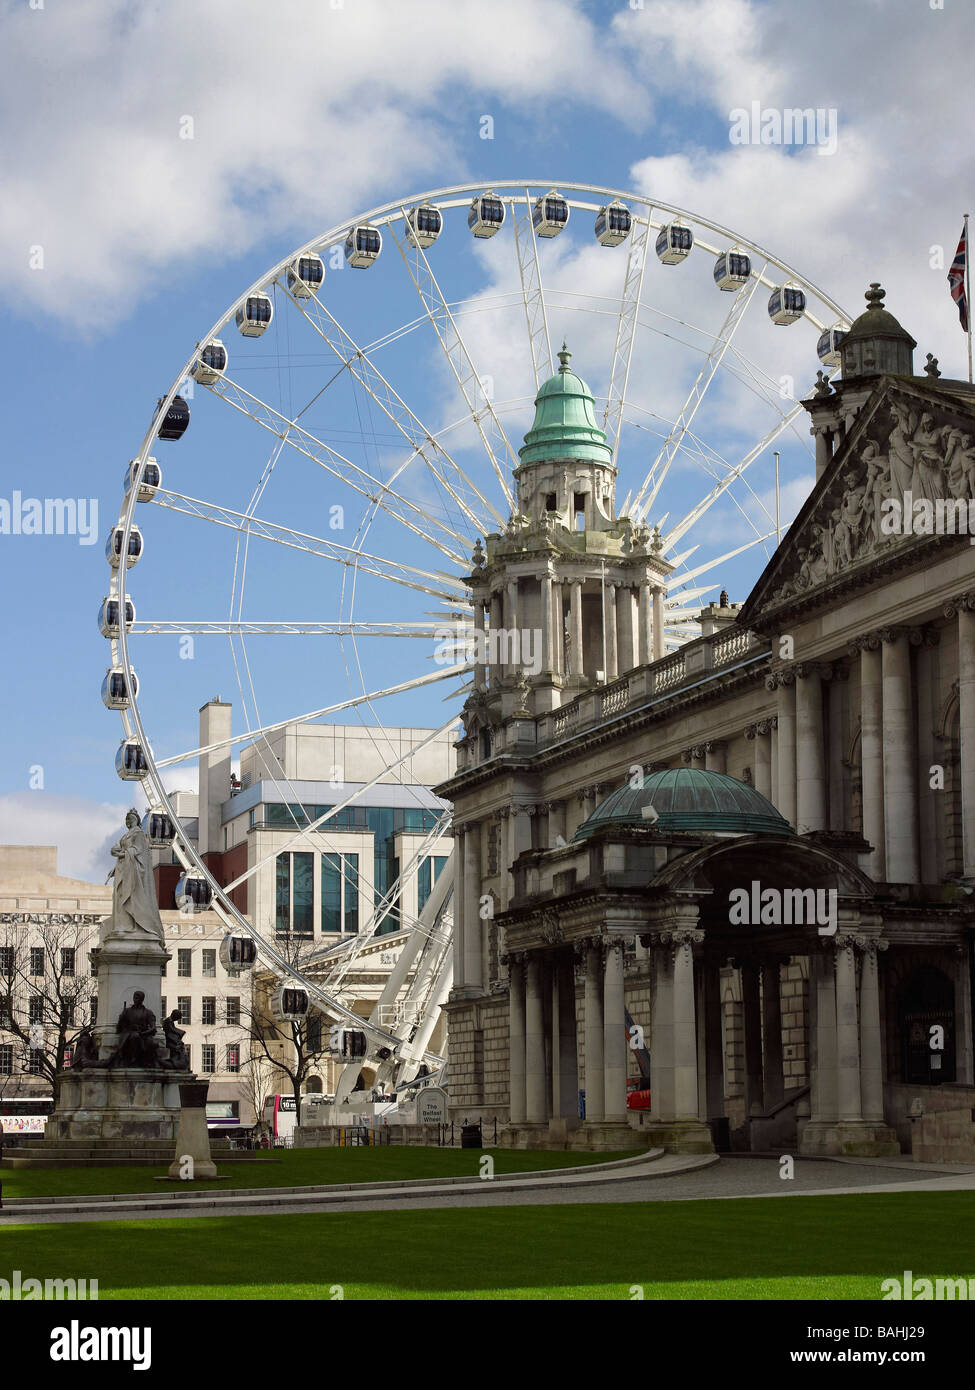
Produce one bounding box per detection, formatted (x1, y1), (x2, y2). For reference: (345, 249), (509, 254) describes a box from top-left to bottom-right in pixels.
(745, 381), (975, 619)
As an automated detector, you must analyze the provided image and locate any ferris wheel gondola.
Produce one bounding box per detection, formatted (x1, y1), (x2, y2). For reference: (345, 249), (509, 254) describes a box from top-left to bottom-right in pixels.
(101, 667), (138, 710)
(655, 220), (693, 264)
(532, 190), (569, 238)
(286, 254), (326, 299)
(124, 457), (161, 502)
(344, 225), (382, 267)
(594, 200), (631, 246)
(405, 204), (443, 249)
(467, 190), (505, 238)
(190, 339), (228, 384)
(106, 524), (142, 569)
(98, 595), (134, 638)
(713, 248), (751, 290)
(768, 283), (807, 325)
(236, 294), (274, 336)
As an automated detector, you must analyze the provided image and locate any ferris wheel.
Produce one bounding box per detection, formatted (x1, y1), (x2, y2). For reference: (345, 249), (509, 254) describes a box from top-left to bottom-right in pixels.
(100, 179), (851, 1077)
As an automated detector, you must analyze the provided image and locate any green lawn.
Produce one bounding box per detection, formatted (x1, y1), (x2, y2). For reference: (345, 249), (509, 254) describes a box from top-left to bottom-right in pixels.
(2, 1192), (972, 1300)
(0, 1145), (636, 1200)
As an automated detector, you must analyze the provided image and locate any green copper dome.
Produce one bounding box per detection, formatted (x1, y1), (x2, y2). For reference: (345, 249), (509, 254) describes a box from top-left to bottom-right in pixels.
(574, 768), (793, 839)
(518, 345), (615, 466)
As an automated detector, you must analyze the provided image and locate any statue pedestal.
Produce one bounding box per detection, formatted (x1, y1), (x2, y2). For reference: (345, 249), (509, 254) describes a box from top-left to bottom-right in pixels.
(45, 1069), (190, 1145)
(168, 1081), (218, 1178)
(90, 928), (170, 1061)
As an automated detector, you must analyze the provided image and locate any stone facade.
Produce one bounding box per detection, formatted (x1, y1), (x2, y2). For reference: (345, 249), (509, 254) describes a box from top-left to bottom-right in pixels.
(438, 287), (975, 1157)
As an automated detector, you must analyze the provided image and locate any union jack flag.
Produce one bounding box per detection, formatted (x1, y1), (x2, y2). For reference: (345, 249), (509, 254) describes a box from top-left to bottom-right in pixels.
(948, 223), (969, 332)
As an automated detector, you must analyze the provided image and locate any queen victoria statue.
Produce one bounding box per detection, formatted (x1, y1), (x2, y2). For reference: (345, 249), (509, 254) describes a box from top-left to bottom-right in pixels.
(109, 809), (166, 941)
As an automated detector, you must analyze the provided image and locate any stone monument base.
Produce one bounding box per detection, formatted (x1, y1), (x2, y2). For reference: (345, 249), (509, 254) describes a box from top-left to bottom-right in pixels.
(45, 1069), (192, 1146)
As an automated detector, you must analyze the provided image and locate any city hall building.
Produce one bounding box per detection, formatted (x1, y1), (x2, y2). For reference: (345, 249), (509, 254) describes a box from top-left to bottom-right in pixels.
(438, 286), (975, 1156)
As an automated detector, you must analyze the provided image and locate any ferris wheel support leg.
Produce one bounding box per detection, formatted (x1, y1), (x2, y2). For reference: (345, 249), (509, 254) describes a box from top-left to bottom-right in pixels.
(602, 214), (650, 466)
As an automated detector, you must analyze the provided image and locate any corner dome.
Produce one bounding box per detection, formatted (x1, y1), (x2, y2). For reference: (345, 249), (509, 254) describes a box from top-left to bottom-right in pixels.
(573, 767), (793, 839)
(518, 344), (614, 467)
(840, 283), (916, 379)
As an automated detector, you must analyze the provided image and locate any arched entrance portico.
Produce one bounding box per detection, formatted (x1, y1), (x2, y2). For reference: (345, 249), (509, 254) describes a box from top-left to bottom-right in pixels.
(645, 836), (899, 1156)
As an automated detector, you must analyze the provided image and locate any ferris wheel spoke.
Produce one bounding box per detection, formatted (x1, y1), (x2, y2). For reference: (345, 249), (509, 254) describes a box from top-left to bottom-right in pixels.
(131, 619), (461, 638)
(275, 277), (505, 532)
(387, 218), (516, 509)
(155, 660), (472, 769)
(603, 212), (651, 463)
(511, 189), (554, 389)
(655, 401), (809, 554)
(150, 489), (466, 601)
(628, 268), (765, 522)
(666, 531), (779, 590)
(201, 372), (469, 563)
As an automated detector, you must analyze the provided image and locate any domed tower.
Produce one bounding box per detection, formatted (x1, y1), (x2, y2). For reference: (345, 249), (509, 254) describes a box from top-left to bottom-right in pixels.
(804, 283), (919, 478)
(463, 348), (673, 735)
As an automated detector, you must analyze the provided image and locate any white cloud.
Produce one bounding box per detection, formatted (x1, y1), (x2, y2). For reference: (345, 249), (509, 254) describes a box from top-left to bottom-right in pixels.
(0, 0), (642, 329)
(0, 793), (129, 883)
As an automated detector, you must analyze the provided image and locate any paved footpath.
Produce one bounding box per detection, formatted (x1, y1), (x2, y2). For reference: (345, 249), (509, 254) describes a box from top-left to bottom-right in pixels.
(4, 1152), (975, 1225)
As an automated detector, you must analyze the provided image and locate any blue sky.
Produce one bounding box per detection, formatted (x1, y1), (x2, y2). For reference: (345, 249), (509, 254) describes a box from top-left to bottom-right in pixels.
(1, 0), (972, 878)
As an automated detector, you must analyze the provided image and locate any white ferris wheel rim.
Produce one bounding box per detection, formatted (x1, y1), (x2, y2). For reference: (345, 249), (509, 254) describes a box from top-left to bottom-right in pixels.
(109, 178), (852, 1046)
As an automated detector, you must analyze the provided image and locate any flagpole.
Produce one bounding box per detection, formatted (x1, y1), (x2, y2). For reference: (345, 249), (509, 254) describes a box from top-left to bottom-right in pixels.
(966, 212), (973, 385)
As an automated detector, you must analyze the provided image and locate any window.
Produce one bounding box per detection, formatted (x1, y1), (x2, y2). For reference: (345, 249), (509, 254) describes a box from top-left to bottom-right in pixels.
(417, 855), (448, 916)
(177, 949), (192, 978)
(307, 1015), (322, 1052)
(0, 946), (13, 976)
(202, 949), (216, 978)
(0, 1045), (12, 1074)
(30, 947), (44, 977)
(201, 1044), (215, 1074)
(90, 997), (98, 1026)
(64, 1001), (75, 1027)
(0, 996), (10, 1025)
(177, 997), (191, 1025)
(226, 1044), (240, 1074)
(275, 854), (290, 935)
(276, 852), (314, 936)
(29, 996), (44, 1024)
(322, 853), (359, 934)
(161, 997), (166, 1019)
(62, 1047), (73, 1068)
(60, 948), (75, 977)
(226, 997), (240, 1026)
(202, 997), (216, 1027)
(28, 1049), (44, 1075)
(90, 954), (98, 977)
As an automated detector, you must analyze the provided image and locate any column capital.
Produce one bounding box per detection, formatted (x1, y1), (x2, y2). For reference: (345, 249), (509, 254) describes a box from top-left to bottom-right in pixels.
(794, 660), (833, 681)
(766, 666), (796, 689)
(908, 624), (940, 648)
(943, 589), (975, 617)
(704, 739), (726, 754)
(848, 631), (881, 654)
(851, 935), (889, 957)
(878, 625), (907, 645)
(500, 950), (526, 967)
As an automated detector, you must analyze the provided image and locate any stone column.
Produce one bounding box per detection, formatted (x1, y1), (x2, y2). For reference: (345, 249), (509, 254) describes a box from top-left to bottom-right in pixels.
(705, 740), (726, 774)
(834, 934), (862, 1123)
(452, 826), (466, 991)
(858, 938), (887, 1124)
(540, 572), (553, 675)
(857, 637), (885, 880)
(809, 949), (837, 1126)
(552, 580), (564, 678)
(489, 592), (503, 686)
(506, 580), (519, 680)
(828, 672), (847, 830)
(604, 583), (618, 681)
(638, 582), (653, 666)
(649, 941), (674, 1121)
(956, 600), (975, 880)
(773, 672), (797, 827)
(762, 961), (784, 1108)
(742, 962), (764, 1117)
(795, 664), (828, 833)
(617, 587), (637, 675)
(469, 600), (484, 691)
(881, 628), (919, 883)
(752, 723), (772, 800)
(525, 956), (547, 1123)
(508, 956), (526, 1124)
(569, 581), (583, 679)
(602, 937), (627, 1122)
(463, 823), (483, 992)
(652, 587), (665, 661)
(584, 942), (605, 1122)
(704, 965), (725, 1120)
(668, 928), (702, 1119)
(553, 953), (578, 1120)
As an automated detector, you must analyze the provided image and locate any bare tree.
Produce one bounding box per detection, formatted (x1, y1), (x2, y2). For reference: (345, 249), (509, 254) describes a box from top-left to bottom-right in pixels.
(233, 935), (343, 1132)
(0, 918), (98, 1106)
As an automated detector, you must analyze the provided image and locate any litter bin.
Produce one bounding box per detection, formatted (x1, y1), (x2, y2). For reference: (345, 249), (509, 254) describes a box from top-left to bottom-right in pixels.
(460, 1122), (482, 1149)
